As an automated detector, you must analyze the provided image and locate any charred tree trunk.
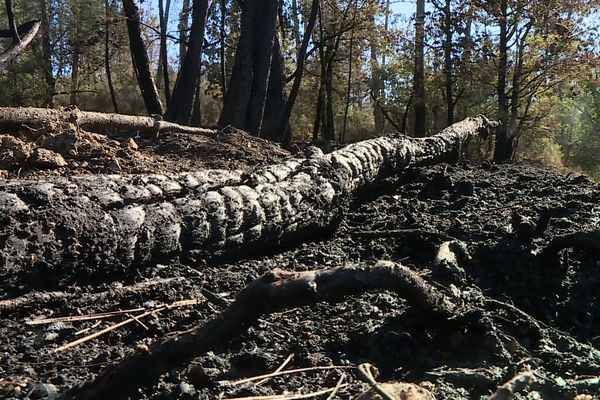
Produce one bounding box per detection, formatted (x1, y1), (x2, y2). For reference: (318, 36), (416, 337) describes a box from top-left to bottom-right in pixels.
(370, 17), (385, 134)
(104, 0), (119, 113)
(39, 0), (55, 107)
(443, 0), (453, 126)
(122, 0), (164, 115)
(261, 35), (290, 142)
(0, 115), (496, 290)
(164, 0), (209, 125)
(179, 0), (190, 65)
(413, 0), (426, 137)
(219, 0), (279, 137)
(277, 0), (319, 146)
(156, 0), (172, 106)
(219, 0), (227, 102)
(493, 0), (512, 162)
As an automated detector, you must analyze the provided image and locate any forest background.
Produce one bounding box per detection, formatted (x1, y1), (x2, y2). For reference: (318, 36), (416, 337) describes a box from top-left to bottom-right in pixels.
(0, 0), (599, 178)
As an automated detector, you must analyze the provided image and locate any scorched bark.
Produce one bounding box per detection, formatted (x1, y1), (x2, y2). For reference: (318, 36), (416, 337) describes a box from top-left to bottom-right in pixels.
(0, 116), (496, 289)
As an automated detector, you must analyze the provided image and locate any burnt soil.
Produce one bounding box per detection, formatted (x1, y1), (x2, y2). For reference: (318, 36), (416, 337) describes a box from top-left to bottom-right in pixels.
(1, 129), (600, 399)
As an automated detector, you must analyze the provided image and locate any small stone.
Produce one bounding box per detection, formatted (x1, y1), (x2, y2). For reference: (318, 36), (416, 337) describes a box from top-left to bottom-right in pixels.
(29, 383), (58, 400)
(122, 138), (139, 150)
(28, 148), (67, 169)
(177, 381), (196, 399)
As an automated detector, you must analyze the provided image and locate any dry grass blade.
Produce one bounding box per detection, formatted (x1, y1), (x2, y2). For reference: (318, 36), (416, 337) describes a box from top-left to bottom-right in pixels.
(53, 299), (199, 352)
(255, 354), (295, 386)
(223, 384), (350, 400)
(233, 365), (354, 386)
(27, 307), (146, 325)
(325, 372), (347, 400)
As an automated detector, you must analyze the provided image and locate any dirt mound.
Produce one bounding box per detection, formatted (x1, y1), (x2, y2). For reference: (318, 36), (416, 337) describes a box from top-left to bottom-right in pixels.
(0, 127), (289, 179)
(0, 130), (599, 399)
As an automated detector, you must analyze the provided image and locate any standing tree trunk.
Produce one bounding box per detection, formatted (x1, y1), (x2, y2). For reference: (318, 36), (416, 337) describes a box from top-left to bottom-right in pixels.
(69, 44), (80, 105)
(413, 0), (426, 137)
(39, 0), (56, 107)
(244, 0), (278, 136)
(122, 0), (164, 115)
(219, 0), (227, 102)
(277, 0), (319, 146)
(370, 16), (385, 133)
(165, 0), (209, 125)
(443, 0), (453, 126)
(105, 0), (119, 113)
(5, 0), (20, 43)
(218, 0), (279, 137)
(261, 34), (290, 142)
(493, 0), (511, 162)
(157, 0), (172, 106)
(341, 19), (355, 142)
(179, 0), (190, 66)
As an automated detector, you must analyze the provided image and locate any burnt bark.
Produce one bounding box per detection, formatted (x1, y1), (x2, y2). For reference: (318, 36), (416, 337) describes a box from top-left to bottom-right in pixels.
(218, 0), (279, 137)
(164, 0), (209, 125)
(156, 0), (172, 106)
(493, 0), (512, 162)
(261, 35), (290, 142)
(413, 0), (426, 137)
(78, 261), (464, 399)
(277, 0), (319, 145)
(104, 0), (119, 113)
(39, 0), (55, 107)
(0, 115), (496, 289)
(122, 0), (164, 115)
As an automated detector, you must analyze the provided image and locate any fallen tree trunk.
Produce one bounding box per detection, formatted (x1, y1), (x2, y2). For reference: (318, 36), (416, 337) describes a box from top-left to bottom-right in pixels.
(77, 261), (465, 399)
(0, 20), (40, 71)
(0, 106), (217, 137)
(0, 116), (496, 292)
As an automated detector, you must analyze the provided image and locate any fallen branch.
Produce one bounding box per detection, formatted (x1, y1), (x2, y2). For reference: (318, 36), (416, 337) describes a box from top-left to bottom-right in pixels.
(0, 116), (497, 290)
(539, 231), (600, 271)
(77, 261), (464, 399)
(222, 384), (350, 400)
(0, 277), (184, 314)
(232, 365), (352, 386)
(0, 106), (217, 136)
(0, 20), (40, 71)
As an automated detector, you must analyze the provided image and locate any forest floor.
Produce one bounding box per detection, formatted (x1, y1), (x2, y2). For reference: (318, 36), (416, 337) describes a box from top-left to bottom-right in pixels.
(0, 127), (599, 399)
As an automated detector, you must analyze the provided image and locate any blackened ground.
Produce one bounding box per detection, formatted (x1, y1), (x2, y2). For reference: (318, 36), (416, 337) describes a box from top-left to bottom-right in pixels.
(1, 158), (599, 399)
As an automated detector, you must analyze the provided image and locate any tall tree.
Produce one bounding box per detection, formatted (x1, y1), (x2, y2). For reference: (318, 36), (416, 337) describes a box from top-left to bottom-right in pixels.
(218, 0), (279, 137)
(104, 0), (119, 112)
(157, 0), (172, 106)
(122, 0), (163, 115)
(164, 0), (209, 124)
(413, 0), (426, 136)
(277, 0), (319, 145)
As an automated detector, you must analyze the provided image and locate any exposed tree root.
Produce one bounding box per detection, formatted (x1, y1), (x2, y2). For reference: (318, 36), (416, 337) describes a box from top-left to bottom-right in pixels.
(77, 261), (464, 399)
(0, 20), (40, 70)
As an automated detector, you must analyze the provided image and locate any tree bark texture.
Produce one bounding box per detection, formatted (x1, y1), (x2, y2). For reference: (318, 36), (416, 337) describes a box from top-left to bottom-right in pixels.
(122, 0), (164, 116)
(0, 20), (40, 71)
(218, 0), (279, 137)
(0, 116), (496, 289)
(164, 0), (209, 125)
(0, 106), (216, 137)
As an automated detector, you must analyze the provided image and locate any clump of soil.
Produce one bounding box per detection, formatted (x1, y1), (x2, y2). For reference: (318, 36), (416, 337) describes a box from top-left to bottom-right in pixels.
(0, 130), (599, 399)
(0, 127), (289, 179)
